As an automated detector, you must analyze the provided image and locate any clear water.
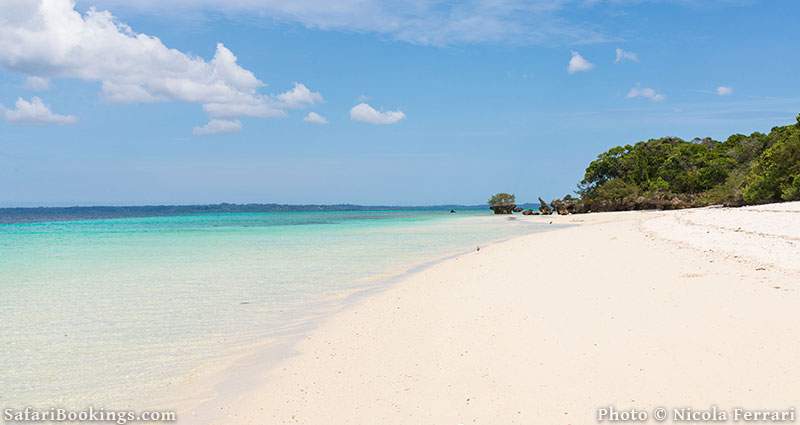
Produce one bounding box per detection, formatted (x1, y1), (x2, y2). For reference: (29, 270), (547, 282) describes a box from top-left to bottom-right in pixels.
(0, 209), (547, 409)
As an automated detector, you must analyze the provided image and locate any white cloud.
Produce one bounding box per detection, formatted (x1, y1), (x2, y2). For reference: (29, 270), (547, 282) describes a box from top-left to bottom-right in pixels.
(202, 100), (286, 119)
(716, 86), (734, 96)
(192, 119), (242, 136)
(0, 0), (320, 132)
(24, 76), (50, 91)
(304, 112), (328, 125)
(80, 0), (752, 47)
(567, 51), (594, 74)
(2, 97), (77, 125)
(627, 86), (665, 102)
(614, 48), (638, 63)
(350, 103), (405, 125)
(84, 0), (613, 46)
(277, 83), (324, 109)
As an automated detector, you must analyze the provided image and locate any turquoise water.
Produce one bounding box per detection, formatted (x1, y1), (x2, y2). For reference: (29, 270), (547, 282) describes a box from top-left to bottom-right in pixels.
(0, 210), (546, 409)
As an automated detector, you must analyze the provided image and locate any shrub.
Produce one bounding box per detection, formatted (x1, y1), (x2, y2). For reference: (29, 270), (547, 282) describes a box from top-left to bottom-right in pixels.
(488, 193), (516, 214)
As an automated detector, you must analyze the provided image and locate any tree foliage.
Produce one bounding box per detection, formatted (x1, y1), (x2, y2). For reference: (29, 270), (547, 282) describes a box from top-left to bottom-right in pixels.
(742, 118), (800, 203)
(488, 193), (516, 214)
(572, 114), (800, 211)
(488, 193), (516, 206)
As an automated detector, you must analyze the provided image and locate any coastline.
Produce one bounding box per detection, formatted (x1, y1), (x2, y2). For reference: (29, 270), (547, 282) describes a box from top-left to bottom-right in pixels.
(1, 211), (554, 411)
(163, 215), (566, 422)
(193, 203), (800, 424)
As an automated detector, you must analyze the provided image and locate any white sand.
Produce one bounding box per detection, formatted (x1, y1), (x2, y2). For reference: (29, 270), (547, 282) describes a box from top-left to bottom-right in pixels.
(192, 203), (800, 424)
(644, 203), (800, 272)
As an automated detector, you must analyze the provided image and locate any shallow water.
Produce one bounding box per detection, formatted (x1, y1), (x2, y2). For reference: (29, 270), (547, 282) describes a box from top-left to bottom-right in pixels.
(0, 209), (547, 409)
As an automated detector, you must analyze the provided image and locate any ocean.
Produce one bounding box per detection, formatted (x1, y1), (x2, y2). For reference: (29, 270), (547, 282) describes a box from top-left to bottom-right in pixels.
(0, 208), (550, 411)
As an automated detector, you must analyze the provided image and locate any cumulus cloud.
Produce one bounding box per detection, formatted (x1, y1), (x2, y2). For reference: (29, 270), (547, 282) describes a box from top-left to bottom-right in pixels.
(0, 0), (320, 133)
(2, 97), (77, 125)
(278, 83), (324, 109)
(627, 86), (665, 102)
(716, 86), (734, 96)
(350, 103), (405, 125)
(614, 48), (638, 63)
(24, 76), (50, 91)
(567, 51), (594, 74)
(304, 112), (328, 125)
(192, 119), (242, 136)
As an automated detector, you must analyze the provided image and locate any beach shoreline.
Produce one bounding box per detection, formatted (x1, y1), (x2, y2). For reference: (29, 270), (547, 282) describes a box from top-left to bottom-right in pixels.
(191, 203), (800, 425)
(167, 216), (569, 423)
(1, 210), (556, 412)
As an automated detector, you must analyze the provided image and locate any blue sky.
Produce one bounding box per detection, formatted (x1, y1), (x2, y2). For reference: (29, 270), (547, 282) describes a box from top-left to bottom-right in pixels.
(1, 0), (799, 206)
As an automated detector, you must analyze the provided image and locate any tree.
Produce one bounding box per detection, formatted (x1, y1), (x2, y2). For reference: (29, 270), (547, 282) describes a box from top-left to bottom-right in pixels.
(743, 123), (800, 203)
(488, 193), (516, 214)
(571, 115), (800, 211)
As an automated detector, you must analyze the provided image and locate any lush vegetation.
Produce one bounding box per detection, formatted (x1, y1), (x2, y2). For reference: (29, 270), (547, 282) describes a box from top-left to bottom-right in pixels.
(565, 114), (800, 212)
(488, 193), (516, 214)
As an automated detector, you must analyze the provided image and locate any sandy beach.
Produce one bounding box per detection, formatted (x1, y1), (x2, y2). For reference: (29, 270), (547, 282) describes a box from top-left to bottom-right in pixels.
(197, 203), (800, 424)
(5, 3), (798, 423)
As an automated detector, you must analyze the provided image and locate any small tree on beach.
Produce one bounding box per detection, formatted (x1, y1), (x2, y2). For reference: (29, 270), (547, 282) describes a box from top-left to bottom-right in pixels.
(488, 193), (516, 214)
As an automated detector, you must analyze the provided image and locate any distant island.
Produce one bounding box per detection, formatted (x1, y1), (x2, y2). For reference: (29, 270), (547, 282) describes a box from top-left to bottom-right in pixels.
(0, 204), (489, 224)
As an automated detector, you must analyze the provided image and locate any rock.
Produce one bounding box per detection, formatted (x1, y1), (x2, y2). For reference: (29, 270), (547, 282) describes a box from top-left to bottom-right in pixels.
(488, 193), (517, 215)
(551, 199), (570, 215)
(489, 205), (516, 214)
(555, 194), (588, 214)
(521, 209), (535, 215)
(538, 197), (553, 215)
(513, 207), (523, 213)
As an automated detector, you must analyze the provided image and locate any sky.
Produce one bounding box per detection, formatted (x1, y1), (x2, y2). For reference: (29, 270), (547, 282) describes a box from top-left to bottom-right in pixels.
(1, 0), (799, 207)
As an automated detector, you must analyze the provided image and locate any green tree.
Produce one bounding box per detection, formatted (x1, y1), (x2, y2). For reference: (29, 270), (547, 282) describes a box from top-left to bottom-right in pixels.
(488, 193), (515, 206)
(743, 123), (800, 203)
(573, 115), (800, 211)
(488, 193), (516, 214)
